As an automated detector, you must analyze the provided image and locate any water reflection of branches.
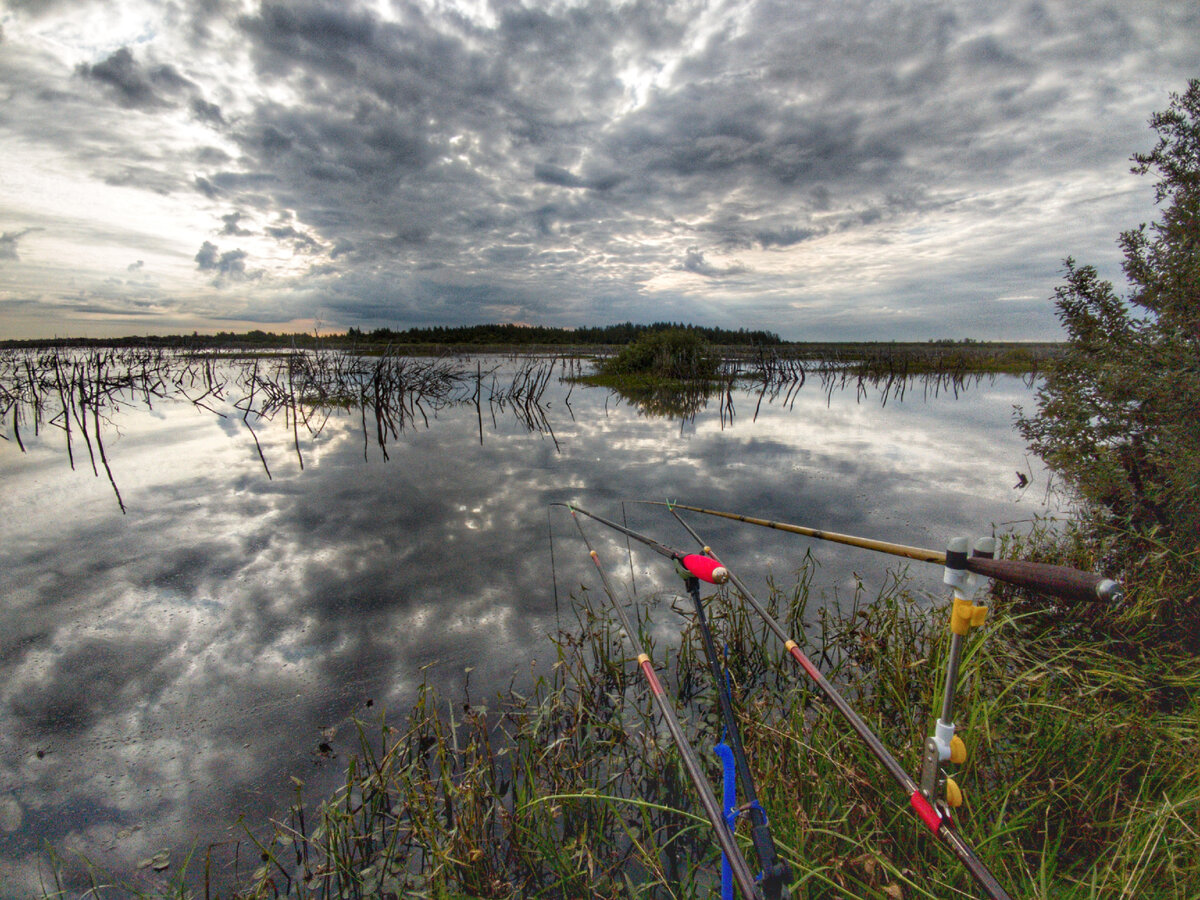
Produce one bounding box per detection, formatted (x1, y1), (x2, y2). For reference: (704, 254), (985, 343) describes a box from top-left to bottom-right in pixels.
(3, 348), (1025, 507)
(600, 360), (1005, 428)
(603, 377), (739, 431)
(0, 347), (564, 508)
(749, 363), (1004, 421)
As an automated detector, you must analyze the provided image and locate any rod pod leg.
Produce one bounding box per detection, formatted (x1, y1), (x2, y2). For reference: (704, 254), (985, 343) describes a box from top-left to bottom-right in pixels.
(921, 537), (994, 809)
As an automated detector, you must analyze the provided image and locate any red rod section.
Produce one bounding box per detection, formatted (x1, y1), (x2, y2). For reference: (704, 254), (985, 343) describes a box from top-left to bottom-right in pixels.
(910, 791), (944, 834)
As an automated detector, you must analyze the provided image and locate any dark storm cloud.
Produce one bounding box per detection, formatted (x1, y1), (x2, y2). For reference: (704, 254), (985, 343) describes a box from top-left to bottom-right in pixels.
(534, 163), (625, 192)
(756, 226), (820, 248)
(220, 212), (252, 236)
(191, 0), (1196, 329)
(33, 290), (179, 319)
(4, 0), (78, 16)
(194, 176), (221, 199)
(190, 96), (225, 125)
(101, 163), (181, 194)
(265, 223), (321, 252)
(75, 46), (194, 109)
(194, 240), (219, 269)
(195, 240), (257, 280)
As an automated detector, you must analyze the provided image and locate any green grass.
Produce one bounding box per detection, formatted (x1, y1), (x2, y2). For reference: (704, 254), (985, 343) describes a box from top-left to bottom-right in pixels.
(40, 528), (1199, 899)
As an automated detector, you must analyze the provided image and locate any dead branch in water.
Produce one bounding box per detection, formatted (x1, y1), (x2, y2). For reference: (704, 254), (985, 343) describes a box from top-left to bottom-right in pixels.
(0, 347), (562, 509)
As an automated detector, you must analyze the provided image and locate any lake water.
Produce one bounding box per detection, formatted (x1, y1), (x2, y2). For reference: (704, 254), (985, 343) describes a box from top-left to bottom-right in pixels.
(0, 352), (1054, 896)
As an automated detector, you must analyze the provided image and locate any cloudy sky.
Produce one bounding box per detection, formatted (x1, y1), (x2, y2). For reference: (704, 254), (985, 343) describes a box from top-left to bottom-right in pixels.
(0, 1), (1196, 340)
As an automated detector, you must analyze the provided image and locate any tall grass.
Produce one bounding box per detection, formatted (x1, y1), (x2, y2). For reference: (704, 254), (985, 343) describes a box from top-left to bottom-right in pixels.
(42, 539), (1197, 899)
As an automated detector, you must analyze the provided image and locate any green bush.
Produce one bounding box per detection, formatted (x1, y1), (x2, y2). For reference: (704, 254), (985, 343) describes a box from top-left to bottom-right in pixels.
(1018, 79), (1200, 631)
(599, 328), (720, 380)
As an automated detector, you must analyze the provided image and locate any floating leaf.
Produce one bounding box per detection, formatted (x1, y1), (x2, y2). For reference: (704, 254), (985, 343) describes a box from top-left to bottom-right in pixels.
(138, 850), (170, 871)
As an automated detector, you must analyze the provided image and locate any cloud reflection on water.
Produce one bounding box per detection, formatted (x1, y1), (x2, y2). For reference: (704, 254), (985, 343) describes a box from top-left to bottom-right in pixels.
(0, 362), (1051, 895)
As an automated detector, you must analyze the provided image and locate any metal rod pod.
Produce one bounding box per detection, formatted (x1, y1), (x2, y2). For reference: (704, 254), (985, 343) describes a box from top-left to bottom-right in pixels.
(668, 507), (1012, 900)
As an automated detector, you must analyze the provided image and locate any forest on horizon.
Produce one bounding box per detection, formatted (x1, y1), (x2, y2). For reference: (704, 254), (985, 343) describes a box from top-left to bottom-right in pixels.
(1, 320), (1058, 351)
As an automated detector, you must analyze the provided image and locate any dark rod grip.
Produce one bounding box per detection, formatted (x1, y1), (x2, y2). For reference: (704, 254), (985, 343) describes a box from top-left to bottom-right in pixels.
(967, 556), (1123, 604)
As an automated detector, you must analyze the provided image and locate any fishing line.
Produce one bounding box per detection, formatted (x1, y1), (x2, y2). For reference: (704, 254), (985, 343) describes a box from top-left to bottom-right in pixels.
(621, 500), (638, 596)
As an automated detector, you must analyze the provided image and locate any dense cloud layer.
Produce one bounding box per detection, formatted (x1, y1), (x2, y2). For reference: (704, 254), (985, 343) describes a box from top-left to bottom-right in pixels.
(1, 1), (1198, 338)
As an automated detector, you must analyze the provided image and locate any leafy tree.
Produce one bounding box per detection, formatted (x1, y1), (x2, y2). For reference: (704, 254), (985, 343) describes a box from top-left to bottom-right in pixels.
(1019, 80), (1199, 590)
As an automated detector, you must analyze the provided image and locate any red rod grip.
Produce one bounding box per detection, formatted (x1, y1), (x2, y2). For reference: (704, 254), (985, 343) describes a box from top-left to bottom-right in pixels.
(966, 556), (1122, 604)
(682, 553), (729, 584)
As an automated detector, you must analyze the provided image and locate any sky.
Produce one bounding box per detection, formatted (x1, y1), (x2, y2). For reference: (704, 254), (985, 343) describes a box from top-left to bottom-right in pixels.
(0, 1), (1197, 341)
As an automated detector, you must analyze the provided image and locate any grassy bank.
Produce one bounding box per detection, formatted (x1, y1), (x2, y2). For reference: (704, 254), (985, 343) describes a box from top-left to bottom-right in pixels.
(46, 524), (1198, 899)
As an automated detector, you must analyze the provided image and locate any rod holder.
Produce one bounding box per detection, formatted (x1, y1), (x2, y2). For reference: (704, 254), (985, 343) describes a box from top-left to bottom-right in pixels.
(924, 537), (992, 806)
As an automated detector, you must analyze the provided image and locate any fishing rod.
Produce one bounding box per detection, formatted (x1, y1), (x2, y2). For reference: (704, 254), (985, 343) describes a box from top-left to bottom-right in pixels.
(560, 503), (793, 900)
(647, 500), (1120, 833)
(553, 503), (762, 900)
(660, 503), (1012, 900)
(651, 503), (1124, 605)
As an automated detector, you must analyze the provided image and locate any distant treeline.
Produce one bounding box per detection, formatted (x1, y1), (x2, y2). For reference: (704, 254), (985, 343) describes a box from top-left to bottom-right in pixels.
(354, 322), (786, 345)
(2, 322), (784, 349)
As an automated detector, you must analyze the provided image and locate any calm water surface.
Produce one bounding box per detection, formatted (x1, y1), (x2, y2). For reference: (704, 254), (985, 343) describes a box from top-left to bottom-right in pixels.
(0, 355), (1053, 895)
